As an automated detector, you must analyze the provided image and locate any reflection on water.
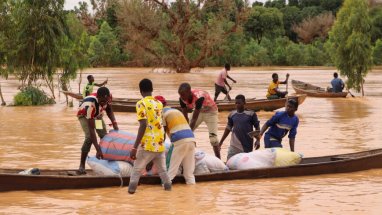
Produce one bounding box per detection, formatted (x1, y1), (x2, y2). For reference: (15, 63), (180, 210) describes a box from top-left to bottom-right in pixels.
(1, 67), (382, 214)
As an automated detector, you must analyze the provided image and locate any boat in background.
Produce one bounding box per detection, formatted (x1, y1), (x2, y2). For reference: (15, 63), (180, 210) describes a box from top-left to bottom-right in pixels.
(292, 80), (348, 98)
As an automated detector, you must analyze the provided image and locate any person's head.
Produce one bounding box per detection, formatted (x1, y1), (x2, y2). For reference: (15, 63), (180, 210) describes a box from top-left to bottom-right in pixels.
(139, 78), (153, 95)
(178, 82), (192, 101)
(154, 95), (167, 106)
(225, 63), (231, 71)
(97, 87), (111, 106)
(286, 99), (298, 116)
(87, 75), (94, 83)
(333, 72), (338, 78)
(235, 94), (246, 112)
(272, 73), (279, 83)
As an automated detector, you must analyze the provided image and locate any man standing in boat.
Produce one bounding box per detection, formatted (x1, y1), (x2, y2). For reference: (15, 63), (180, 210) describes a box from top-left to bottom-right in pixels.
(257, 99), (299, 151)
(330, 72), (345, 93)
(214, 63), (236, 101)
(219, 94), (260, 161)
(266, 73), (289, 99)
(82, 75), (108, 97)
(178, 83), (221, 158)
(76, 87), (119, 174)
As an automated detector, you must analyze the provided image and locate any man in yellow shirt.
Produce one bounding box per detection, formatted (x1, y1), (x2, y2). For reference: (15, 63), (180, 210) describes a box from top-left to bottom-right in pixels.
(128, 79), (171, 194)
(266, 73), (289, 99)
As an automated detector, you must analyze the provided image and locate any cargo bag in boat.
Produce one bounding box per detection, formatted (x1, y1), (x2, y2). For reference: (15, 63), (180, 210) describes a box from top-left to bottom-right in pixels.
(227, 149), (276, 170)
(272, 148), (303, 166)
(87, 156), (133, 176)
(99, 130), (136, 162)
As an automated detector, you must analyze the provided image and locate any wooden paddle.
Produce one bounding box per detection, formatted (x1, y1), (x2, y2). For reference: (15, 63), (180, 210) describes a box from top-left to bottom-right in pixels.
(223, 82), (234, 101)
(348, 90), (355, 97)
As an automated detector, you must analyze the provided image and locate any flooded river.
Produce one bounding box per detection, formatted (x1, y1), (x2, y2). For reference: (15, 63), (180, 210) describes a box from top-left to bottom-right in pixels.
(1, 67), (382, 214)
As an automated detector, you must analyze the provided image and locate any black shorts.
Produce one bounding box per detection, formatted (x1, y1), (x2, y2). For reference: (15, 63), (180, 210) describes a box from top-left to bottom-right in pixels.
(215, 84), (228, 96)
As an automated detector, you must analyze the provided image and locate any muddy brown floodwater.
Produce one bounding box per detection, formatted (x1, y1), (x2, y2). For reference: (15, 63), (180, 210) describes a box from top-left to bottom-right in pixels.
(1, 67), (382, 214)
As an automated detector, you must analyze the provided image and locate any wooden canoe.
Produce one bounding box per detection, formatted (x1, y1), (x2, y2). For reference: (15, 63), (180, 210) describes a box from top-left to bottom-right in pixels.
(61, 90), (307, 112)
(111, 94), (307, 112)
(292, 80), (348, 98)
(1, 148), (382, 192)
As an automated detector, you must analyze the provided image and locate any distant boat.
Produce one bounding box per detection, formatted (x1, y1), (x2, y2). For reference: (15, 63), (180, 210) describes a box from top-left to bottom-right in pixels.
(1, 148), (382, 192)
(292, 80), (348, 98)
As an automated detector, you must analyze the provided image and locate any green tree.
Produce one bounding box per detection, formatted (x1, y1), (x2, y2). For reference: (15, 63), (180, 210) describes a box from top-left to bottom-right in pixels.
(280, 6), (302, 42)
(369, 7), (382, 44)
(244, 6), (284, 44)
(286, 43), (305, 66)
(5, 0), (68, 99)
(299, 0), (320, 7)
(88, 21), (121, 66)
(320, 0), (343, 14)
(272, 37), (290, 65)
(300, 6), (324, 19)
(326, 0), (372, 96)
(264, 0), (286, 9)
(0, 0), (10, 105)
(59, 13), (90, 103)
(304, 40), (329, 66)
(373, 39), (382, 65)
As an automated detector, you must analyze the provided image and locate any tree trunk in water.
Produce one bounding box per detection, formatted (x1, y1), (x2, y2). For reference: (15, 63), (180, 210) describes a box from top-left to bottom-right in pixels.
(78, 71), (82, 94)
(45, 77), (56, 99)
(176, 64), (192, 73)
(61, 80), (69, 105)
(361, 79), (365, 97)
(0, 83), (6, 106)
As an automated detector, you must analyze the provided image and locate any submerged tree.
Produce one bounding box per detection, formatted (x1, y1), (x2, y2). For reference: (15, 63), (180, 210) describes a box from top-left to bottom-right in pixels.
(0, 0), (10, 105)
(326, 0), (372, 96)
(118, 0), (248, 73)
(5, 0), (68, 98)
(59, 13), (90, 104)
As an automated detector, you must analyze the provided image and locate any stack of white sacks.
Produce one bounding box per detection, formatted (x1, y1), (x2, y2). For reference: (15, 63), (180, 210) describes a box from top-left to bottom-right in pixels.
(226, 148), (303, 170)
(87, 130), (303, 176)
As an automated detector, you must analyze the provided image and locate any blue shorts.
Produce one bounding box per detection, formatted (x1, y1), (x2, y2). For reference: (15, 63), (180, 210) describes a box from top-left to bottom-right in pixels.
(264, 133), (282, 148)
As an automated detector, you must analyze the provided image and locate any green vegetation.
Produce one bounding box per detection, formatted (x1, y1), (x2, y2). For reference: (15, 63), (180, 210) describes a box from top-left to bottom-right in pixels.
(14, 86), (55, 106)
(326, 0), (372, 96)
(0, 0), (381, 94)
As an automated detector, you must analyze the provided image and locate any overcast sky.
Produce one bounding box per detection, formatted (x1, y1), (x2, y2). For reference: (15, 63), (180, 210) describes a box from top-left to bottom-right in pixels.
(64, 0), (267, 10)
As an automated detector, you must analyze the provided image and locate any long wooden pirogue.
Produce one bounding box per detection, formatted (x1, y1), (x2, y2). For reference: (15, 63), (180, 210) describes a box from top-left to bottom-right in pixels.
(111, 94), (307, 112)
(292, 80), (348, 98)
(1, 148), (382, 192)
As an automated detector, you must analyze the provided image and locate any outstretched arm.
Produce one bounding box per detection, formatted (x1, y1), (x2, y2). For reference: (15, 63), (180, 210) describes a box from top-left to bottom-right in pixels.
(94, 79), (108, 87)
(279, 73), (290, 84)
(227, 75), (236, 83)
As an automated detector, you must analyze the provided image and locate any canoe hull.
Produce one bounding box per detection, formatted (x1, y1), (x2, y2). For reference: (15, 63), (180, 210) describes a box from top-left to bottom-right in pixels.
(112, 94), (307, 112)
(292, 80), (348, 98)
(2, 149), (382, 192)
